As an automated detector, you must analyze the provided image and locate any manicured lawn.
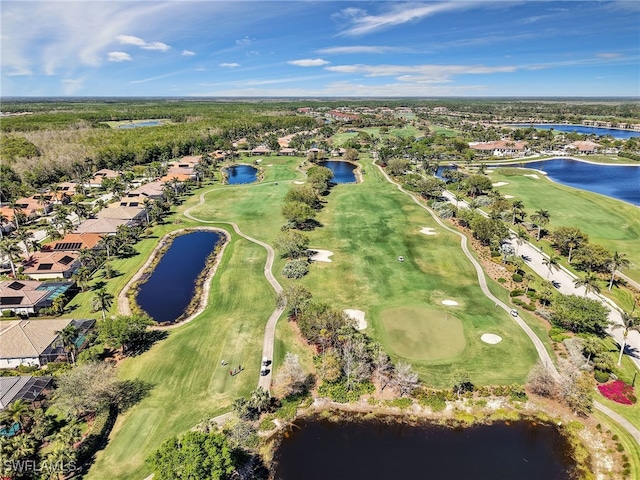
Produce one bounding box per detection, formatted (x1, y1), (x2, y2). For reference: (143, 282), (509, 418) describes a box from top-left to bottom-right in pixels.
(86, 233), (276, 480)
(380, 307), (466, 360)
(489, 168), (640, 283)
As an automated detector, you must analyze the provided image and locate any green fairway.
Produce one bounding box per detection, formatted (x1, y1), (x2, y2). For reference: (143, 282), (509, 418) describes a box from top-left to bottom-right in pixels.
(86, 233), (276, 480)
(298, 158), (538, 387)
(380, 307), (466, 360)
(489, 168), (640, 283)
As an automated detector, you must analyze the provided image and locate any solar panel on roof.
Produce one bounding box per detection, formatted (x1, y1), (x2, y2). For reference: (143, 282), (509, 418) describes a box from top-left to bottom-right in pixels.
(7, 281), (25, 290)
(54, 242), (83, 251)
(37, 263), (54, 270)
(59, 256), (74, 265)
(0, 296), (23, 305)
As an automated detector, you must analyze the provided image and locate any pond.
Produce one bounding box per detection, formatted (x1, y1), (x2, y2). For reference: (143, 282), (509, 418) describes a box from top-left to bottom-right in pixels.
(522, 159), (640, 206)
(510, 124), (640, 140)
(136, 231), (222, 323)
(273, 417), (576, 480)
(118, 120), (162, 129)
(225, 164), (258, 184)
(319, 161), (357, 183)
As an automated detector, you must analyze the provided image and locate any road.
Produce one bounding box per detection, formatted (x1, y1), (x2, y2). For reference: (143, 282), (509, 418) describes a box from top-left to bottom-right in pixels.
(441, 189), (640, 372)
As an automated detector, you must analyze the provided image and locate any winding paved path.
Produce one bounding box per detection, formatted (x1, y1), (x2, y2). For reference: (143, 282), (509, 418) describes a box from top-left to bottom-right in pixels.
(375, 160), (640, 444)
(183, 185), (285, 391)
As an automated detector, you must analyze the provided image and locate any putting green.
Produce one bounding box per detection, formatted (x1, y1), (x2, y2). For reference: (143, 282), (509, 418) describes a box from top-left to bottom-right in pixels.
(380, 307), (466, 361)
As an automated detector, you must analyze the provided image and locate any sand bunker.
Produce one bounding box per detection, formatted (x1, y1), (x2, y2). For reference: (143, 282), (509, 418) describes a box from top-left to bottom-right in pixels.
(481, 333), (503, 344)
(492, 182), (509, 187)
(504, 195), (515, 199)
(266, 164), (273, 167)
(420, 227), (437, 236)
(309, 249), (333, 263)
(293, 181), (305, 184)
(345, 309), (367, 330)
(524, 174), (540, 179)
(442, 300), (459, 306)
(256, 158), (263, 162)
(485, 169), (495, 173)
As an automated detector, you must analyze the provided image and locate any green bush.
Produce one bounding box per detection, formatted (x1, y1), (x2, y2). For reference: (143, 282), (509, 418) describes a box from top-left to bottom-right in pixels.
(258, 418), (276, 431)
(510, 289), (525, 297)
(2, 310), (15, 317)
(317, 380), (374, 403)
(384, 397), (413, 410)
(512, 298), (536, 311)
(281, 259), (309, 279)
(491, 250), (501, 258)
(594, 369), (610, 383)
(548, 327), (571, 343)
(512, 273), (523, 283)
(498, 277), (506, 284)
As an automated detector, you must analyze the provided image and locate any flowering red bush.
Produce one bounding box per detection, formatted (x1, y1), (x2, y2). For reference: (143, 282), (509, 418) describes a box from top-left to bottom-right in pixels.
(598, 380), (637, 405)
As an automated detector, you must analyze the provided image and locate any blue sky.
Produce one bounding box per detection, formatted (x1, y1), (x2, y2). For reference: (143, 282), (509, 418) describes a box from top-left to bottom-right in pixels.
(2, 1), (639, 97)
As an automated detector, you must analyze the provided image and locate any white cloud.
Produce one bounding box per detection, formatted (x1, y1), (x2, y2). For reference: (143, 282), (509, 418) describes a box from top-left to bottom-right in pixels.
(117, 35), (170, 51)
(236, 36), (252, 46)
(288, 58), (330, 67)
(324, 63), (516, 82)
(337, 2), (472, 36)
(182, 50), (196, 56)
(219, 62), (241, 68)
(316, 46), (403, 55)
(108, 51), (132, 62)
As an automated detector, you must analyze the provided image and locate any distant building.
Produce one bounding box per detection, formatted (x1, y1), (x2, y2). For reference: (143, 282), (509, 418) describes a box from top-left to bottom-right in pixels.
(468, 140), (528, 157)
(565, 141), (601, 154)
(89, 169), (120, 188)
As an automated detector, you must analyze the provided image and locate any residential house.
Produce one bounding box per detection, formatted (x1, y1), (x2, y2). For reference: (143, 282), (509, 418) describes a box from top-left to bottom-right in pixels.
(278, 148), (298, 156)
(566, 141), (601, 155)
(0, 195), (53, 226)
(468, 140), (528, 157)
(74, 217), (130, 235)
(89, 169), (119, 188)
(0, 318), (94, 368)
(251, 145), (272, 156)
(130, 180), (165, 199)
(331, 148), (347, 157)
(54, 182), (78, 202)
(42, 232), (103, 252)
(0, 280), (75, 316)
(96, 205), (146, 225)
(22, 251), (80, 280)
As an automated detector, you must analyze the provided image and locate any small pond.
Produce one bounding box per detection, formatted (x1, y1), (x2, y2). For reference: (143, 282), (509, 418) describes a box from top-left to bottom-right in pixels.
(226, 164), (258, 184)
(522, 159), (640, 206)
(136, 231), (222, 323)
(273, 418), (576, 480)
(319, 161), (357, 183)
(510, 124), (640, 139)
(118, 120), (162, 129)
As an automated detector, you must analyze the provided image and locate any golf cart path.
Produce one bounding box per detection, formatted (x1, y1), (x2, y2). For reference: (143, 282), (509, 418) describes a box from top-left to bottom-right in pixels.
(375, 160), (640, 444)
(183, 184), (285, 392)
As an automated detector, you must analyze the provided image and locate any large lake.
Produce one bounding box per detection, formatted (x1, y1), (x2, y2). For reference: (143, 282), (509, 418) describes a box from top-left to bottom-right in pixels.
(226, 164), (258, 184)
(510, 124), (640, 139)
(319, 161), (357, 183)
(136, 231), (222, 323)
(523, 159), (640, 206)
(273, 417), (576, 480)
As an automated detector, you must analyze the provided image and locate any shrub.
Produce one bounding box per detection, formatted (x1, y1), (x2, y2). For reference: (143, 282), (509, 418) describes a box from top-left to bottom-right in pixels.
(282, 259), (309, 279)
(512, 273), (523, 283)
(510, 289), (524, 297)
(598, 380), (637, 405)
(384, 397), (413, 410)
(594, 369), (610, 383)
(498, 277), (506, 283)
(317, 380), (374, 403)
(491, 250), (502, 258)
(513, 298), (536, 311)
(548, 327), (571, 343)
(2, 310), (15, 317)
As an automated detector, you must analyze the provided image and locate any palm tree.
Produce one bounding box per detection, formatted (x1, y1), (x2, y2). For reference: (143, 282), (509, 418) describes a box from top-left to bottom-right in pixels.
(513, 227), (528, 254)
(510, 200), (526, 225)
(523, 272), (536, 294)
(55, 324), (78, 364)
(0, 237), (22, 277)
(574, 271), (601, 297)
(607, 251), (630, 291)
(542, 254), (560, 279)
(72, 266), (92, 291)
(92, 288), (114, 320)
(613, 311), (640, 366)
(454, 193), (464, 208)
(0, 400), (31, 432)
(0, 211), (7, 238)
(8, 199), (23, 231)
(531, 209), (550, 240)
